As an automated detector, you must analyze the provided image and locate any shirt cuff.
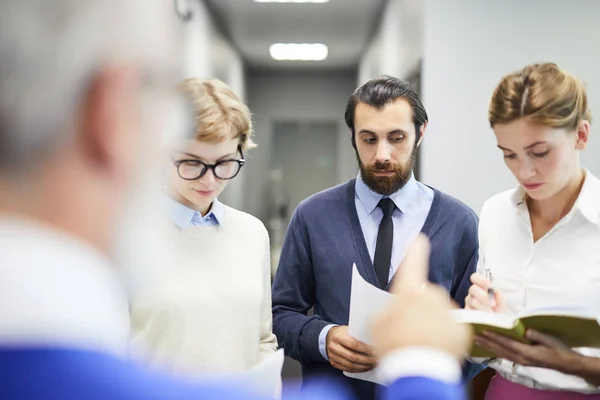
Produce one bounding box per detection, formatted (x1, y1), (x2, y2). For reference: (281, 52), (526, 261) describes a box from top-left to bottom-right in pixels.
(318, 324), (338, 361)
(377, 347), (462, 386)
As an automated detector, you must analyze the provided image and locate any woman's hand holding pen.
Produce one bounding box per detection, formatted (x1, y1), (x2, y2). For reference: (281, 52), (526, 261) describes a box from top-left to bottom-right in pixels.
(465, 272), (506, 313)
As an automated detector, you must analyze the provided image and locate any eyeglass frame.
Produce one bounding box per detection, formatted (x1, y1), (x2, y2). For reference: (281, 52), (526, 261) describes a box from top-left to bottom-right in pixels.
(173, 146), (246, 181)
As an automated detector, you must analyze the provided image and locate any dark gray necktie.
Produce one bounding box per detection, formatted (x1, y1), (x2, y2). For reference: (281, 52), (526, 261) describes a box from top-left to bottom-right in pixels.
(373, 198), (396, 289)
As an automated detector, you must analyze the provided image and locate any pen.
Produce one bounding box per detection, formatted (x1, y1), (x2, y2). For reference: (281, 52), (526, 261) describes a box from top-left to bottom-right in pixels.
(485, 268), (495, 307)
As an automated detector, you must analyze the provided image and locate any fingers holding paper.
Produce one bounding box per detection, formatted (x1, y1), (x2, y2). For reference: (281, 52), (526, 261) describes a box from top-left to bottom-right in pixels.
(372, 234), (472, 360)
(474, 329), (578, 369)
(476, 329), (600, 386)
(326, 325), (377, 373)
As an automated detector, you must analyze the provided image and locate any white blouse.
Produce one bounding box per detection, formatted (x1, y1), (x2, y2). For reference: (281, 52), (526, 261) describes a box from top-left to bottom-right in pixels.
(476, 170), (600, 393)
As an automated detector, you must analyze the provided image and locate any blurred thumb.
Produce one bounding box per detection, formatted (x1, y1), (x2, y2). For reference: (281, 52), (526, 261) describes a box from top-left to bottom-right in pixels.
(390, 234), (431, 295)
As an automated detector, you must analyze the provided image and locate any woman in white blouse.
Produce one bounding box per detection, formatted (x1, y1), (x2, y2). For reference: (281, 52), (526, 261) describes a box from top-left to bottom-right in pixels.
(466, 63), (600, 399)
(129, 78), (277, 379)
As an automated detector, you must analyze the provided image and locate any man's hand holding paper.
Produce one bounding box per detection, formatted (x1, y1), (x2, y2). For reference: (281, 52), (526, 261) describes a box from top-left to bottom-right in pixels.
(344, 234), (473, 384)
(326, 325), (377, 373)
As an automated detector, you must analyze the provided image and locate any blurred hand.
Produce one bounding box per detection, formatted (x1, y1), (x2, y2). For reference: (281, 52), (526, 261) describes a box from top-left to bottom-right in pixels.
(465, 272), (506, 313)
(326, 325), (377, 373)
(372, 235), (472, 360)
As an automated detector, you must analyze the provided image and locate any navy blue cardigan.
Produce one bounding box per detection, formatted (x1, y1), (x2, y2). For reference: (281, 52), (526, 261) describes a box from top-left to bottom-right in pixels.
(271, 179), (482, 400)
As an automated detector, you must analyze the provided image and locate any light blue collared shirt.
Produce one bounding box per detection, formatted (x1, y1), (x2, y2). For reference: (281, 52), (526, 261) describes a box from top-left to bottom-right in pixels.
(354, 172), (434, 277)
(318, 173), (434, 360)
(165, 195), (224, 229)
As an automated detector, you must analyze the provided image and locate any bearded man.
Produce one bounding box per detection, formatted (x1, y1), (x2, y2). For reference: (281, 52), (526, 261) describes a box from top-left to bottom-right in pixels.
(271, 75), (482, 400)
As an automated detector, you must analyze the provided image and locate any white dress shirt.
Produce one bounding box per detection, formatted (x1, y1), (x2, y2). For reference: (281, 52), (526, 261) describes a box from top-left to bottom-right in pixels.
(0, 217), (130, 356)
(476, 169), (600, 393)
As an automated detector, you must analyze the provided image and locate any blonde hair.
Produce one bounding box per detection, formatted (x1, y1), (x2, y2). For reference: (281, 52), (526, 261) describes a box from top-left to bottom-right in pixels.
(179, 78), (256, 150)
(489, 63), (592, 130)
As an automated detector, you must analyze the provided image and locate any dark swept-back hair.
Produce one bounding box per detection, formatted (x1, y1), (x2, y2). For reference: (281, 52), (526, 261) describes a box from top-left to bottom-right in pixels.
(344, 75), (428, 148)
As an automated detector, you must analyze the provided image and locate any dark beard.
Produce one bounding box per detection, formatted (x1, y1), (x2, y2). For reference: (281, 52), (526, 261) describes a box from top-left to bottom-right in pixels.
(357, 146), (417, 196)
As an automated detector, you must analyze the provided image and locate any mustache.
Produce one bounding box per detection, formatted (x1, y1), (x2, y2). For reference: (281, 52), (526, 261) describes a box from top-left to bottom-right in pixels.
(369, 161), (397, 172)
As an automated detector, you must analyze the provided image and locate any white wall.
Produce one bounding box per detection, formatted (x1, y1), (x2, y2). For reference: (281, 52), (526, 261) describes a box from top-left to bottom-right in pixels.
(208, 27), (247, 210)
(244, 69), (358, 220)
(181, 0), (212, 79)
(358, 0), (424, 84)
(182, 0), (244, 88)
(358, 30), (382, 85)
(421, 0), (600, 215)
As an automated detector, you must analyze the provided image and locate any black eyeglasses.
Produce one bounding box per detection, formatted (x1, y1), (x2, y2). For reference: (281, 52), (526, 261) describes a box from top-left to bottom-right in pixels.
(173, 146), (246, 180)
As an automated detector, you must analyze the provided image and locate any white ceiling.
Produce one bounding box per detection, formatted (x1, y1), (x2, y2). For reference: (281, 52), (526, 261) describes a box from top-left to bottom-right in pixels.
(204, 0), (387, 70)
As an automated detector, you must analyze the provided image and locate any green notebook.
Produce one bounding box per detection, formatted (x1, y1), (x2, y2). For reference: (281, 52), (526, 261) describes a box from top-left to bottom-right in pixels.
(451, 307), (600, 358)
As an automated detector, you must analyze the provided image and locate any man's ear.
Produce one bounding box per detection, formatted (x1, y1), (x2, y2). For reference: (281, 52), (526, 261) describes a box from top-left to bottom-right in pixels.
(416, 122), (428, 147)
(350, 128), (357, 149)
(79, 64), (138, 175)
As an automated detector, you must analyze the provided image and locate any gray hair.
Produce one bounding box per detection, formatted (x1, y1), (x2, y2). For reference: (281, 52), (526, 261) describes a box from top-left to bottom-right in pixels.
(0, 0), (177, 171)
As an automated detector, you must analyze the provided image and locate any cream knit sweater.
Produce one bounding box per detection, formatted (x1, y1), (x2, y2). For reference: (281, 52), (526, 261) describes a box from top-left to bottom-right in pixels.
(129, 205), (278, 377)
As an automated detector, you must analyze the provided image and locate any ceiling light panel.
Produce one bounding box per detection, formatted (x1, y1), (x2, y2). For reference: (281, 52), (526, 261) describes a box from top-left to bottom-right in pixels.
(254, 0), (329, 3)
(269, 43), (328, 61)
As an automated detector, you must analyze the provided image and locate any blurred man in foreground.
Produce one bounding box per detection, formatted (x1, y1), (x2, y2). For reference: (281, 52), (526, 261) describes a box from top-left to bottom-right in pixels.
(0, 1), (469, 399)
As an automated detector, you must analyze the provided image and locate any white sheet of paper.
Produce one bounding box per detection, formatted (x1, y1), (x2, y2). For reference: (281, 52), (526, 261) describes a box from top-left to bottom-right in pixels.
(344, 264), (393, 385)
(244, 348), (285, 398)
(203, 349), (284, 399)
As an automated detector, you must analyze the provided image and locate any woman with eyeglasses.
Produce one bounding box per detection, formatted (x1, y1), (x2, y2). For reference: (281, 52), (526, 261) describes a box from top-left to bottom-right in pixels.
(129, 78), (278, 381)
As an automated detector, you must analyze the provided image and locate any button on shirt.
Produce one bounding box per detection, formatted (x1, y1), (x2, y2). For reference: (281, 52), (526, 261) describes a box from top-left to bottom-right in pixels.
(165, 196), (224, 229)
(318, 173), (434, 360)
(478, 170), (600, 393)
